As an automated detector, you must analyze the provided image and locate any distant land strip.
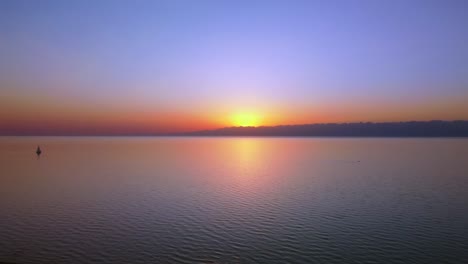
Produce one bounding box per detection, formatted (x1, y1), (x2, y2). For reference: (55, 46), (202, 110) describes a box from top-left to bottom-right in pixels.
(2, 121), (468, 137)
(179, 120), (468, 137)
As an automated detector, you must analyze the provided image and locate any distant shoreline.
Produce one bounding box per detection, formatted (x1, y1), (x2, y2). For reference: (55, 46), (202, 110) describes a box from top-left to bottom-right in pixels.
(1, 121), (468, 137)
(179, 120), (468, 137)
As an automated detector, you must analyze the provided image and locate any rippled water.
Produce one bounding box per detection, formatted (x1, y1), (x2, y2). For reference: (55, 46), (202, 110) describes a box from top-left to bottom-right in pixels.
(0, 137), (468, 264)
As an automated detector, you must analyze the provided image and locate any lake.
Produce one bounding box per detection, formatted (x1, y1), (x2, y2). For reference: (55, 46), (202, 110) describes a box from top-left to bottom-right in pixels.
(1, 137), (467, 263)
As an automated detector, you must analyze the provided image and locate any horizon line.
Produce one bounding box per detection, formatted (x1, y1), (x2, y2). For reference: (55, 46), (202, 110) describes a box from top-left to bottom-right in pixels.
(1, 120), (468, 137)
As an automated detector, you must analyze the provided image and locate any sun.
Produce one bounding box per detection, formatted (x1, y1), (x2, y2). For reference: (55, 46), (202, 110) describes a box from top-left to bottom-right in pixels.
(232, 113), (260, 127)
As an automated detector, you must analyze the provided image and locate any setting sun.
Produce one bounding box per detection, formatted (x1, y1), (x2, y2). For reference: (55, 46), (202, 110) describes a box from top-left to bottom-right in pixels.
(232, 113), (260, 127)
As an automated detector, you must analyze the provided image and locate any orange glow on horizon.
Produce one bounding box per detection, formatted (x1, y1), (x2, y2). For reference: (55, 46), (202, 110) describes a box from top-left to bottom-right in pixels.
(1, 93), (467, 135)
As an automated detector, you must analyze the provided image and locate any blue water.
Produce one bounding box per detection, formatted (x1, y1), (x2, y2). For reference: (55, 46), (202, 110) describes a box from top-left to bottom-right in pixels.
(1, 137), (467, 263)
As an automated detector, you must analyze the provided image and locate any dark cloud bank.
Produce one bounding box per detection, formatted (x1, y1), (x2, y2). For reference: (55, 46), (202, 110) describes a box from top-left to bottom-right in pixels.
(180, 121), (468, 137)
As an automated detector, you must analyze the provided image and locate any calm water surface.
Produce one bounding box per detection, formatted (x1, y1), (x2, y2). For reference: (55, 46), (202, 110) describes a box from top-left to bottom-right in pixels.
(0, 137), (468, 263)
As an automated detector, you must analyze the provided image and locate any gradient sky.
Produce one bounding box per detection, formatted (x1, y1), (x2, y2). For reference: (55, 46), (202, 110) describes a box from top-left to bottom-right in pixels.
(1, 0), (467, 134)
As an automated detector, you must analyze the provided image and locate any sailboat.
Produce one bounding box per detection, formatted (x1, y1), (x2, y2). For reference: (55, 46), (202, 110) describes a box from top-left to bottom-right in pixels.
(36, 146), (42, 156)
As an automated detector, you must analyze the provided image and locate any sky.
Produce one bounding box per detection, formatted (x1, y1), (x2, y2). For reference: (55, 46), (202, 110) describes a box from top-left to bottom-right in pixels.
(1, 0), (467, 134)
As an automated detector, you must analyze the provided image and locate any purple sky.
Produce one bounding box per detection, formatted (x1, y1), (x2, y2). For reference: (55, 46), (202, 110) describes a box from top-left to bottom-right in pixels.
(1, 0), (467, 134)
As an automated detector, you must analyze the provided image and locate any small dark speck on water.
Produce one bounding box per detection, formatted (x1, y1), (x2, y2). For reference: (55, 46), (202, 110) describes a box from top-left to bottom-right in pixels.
(36, 145), (42, 156)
